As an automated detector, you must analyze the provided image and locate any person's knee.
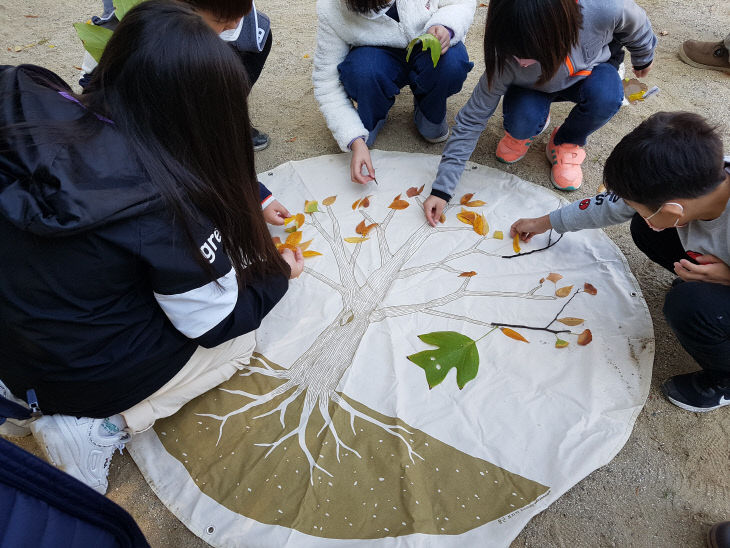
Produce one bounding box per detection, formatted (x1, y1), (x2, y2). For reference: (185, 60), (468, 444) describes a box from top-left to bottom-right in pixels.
(340, 54), (396, 98)
(581, 68), (623, 118)
(663, 282), (705, 334)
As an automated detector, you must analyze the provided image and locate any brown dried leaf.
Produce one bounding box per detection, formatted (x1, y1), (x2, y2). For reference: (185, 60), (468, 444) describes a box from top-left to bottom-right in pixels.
(406, 186), (420, 197)
(360, 196), (371, 208)
(456, 208), (476, 225)
(439, 213), (446, 224)
(459, 271), (477, 277)
(512, 234), (521, 253)
(577, 329), (593, 346)
(501, 327), (529, 343)
(351, 198), (362, 210)
(555, 285), (574, 298)
(344, 236), (369, 244)
(584, 283), (598, 295)
(473, 213), (488, 236)
(460, 193), (474, 205)
(546, 272), (563, 283)
(302, 250), (322, 257)
(557, 317), (584, 326)
(285, 231), (303, 246)
(418, 184), (425, 194)
(389, 199), (410, 210)
(322, 195), (337, 206)
(464, 200), (487, 207)
(355, 219), (367, 235)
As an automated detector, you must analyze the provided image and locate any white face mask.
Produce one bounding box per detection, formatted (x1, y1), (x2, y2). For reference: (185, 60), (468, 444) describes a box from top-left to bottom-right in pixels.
(219, 17), (244, 42)
(643, 202), (684, 232)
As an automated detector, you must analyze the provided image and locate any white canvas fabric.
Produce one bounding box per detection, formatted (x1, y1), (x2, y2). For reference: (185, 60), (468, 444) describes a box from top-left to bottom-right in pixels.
(129, 151), (654, 547)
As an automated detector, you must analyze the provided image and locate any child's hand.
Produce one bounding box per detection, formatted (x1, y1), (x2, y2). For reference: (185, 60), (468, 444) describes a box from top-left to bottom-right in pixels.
(509, 215), (552, 243)
(263, 200), (290, 225)
(281, 247), (304, 279)
(350, 138), (375, 185)
(423, 195), (447, 227)
(674, 254), (730, 286)
(427, 25), (451, 54)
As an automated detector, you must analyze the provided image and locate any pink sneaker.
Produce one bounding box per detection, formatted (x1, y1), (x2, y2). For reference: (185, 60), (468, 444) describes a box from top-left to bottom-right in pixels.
(496, 115), (550, 164)
(545, 127), (585, 191)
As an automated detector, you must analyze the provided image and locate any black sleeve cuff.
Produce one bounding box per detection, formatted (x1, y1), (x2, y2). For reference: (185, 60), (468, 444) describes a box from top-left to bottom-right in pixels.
(430, 188), (452, 202)
(632, 59), (653, 71)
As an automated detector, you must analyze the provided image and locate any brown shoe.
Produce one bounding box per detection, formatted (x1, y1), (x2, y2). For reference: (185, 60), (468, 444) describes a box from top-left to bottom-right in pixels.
(708, 521), (730, 548)
(679, 38), (730, 74)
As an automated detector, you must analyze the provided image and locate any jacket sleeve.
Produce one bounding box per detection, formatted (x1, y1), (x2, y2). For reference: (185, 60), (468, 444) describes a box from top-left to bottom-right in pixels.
(431, 71), (508, 200)
(139, 215), (288, 348)
(549, 192), (636, 233)
(425, 0), (476, 44)
(312, 11), (368, 151)
(613, 0), (657, 68)
(259, 181), (275, 209)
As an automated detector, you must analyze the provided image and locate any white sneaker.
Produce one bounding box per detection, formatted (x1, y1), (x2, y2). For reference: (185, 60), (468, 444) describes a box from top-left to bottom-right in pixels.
(30, 415), (129, 494)
(0, 379), (32, 437)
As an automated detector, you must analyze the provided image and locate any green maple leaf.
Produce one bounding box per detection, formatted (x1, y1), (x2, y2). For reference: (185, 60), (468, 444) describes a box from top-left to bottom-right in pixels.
(405, 33), (442, 68)
(407, 331), (479, 390)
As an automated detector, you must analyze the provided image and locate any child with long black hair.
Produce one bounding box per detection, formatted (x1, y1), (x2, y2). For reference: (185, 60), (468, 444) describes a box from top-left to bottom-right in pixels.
(0, 0), (302, 494)
(424, 0), (658, 225)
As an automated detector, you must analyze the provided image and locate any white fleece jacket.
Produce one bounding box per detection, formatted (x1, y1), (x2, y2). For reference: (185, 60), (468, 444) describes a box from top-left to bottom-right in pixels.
(313, 0), (476, 151)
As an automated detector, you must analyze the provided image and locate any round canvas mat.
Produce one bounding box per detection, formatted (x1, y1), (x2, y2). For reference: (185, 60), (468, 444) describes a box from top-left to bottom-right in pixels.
(128, 151), (654, 547)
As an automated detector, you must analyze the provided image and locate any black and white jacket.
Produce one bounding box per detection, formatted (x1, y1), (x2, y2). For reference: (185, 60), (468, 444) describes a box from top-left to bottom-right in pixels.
(0, 65), (288, 417)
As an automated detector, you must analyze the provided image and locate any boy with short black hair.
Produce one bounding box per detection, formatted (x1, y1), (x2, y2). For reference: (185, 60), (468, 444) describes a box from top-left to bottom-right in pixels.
(511, 111), (730, 412)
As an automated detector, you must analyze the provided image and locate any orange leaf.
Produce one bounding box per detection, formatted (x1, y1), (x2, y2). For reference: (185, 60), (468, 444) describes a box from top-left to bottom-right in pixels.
(546, 273), (563, 283)
(464, 200), (487, 207)
(285, 231), (303, 246)
(362, 223), (378, 236)
(493, 230), (504, 240)
(584, 283), (598, 295)
(512, 234), (521, 253)
(456, 208), (476, 225)
(501, 327), (529, 343)
(459, 271), (477, 277)
(351, 198), (362, 210)
(473, 213), (488, 236)
(406, 186), (420, 197)
(555, 285), (573, 298)
(597, 183), (607, 193)
(557, 317), (584, 326)
(389, 199), (410, 210)
(322, 195), (337, 206)
(460, 193), (474, 205)
(418, 184), (425, 194)
(439, 213), (446, 224)
(302, 250), (322, 257)
(295, 213), (305, 228)
(577, 329), (593, 346)
(281, 243), (297, 252)
(555, 339), (570, 348)
(344, 236), (369, 244)
(272, 236), (281, 246)
(355, 220), (367, 235)
(299, 239), (313, 251)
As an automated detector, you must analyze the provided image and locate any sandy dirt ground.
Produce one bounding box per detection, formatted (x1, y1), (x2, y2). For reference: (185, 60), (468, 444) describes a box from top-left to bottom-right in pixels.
(1, 0), (729, 546)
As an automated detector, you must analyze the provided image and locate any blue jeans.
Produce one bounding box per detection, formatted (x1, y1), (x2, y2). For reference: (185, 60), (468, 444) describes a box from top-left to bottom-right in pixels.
(630, 214), (730, 380)
(502, 62), (624, 146)
(338, 42), (473, 143)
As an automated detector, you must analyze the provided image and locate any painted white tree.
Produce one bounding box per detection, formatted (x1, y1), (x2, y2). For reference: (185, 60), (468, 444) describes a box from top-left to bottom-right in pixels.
(198, 187), (591, 483)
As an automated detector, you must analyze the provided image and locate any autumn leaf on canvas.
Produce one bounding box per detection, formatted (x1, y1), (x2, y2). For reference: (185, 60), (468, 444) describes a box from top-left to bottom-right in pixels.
(322, 195), (337, 206)
(389, 194), (410, 210)
(501, 328), (528, 343)
(473, 213), (488, 236)
(456, 208), (477, 226)
(406, 184), (425, 198)
(459, 192), (486, 207)
(407, 331), (480, 389)
(355, 220), (378, 236)
(352, 196), (372, 210)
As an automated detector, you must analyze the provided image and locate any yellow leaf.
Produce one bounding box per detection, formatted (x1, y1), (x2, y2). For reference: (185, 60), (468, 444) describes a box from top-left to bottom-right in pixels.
(584, 283), (598, 295)
(285, 231), (303, 246)
(555, 339), (570, 348)
(473, 213), (488, 236)
(546, 272), (563, 283)
(322, 195), (337, 206)
(464, 200), (487, 207)
(299, 239), (313, 251)
(512, 234), (521, 253)
(493, 230), (503, 240)
(344, 237), (369, 244)
(456, 208), (476, 225)
(281, 243), (297, 252)
(304, 200), (319, 214)
(283, 216), (296, 225)
(284, 225), (298, 233)
(501, 327), (529, 343)
(460, 193), (474, 205)
(577, 329), (593, 346)
(557, 317), (584, 326)
(459, 271), (477, 277)
(351, 198), (362, 210)
(555, 285), (574, 298)
(597, 184), (607, 193)
(295, 213), (305, 228)
(302, 250), (322, 257)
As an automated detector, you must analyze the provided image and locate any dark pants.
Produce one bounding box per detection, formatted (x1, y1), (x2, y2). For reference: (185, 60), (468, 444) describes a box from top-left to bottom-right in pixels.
(231, 30), (273, 91)
(630, 214), (730, 380)
(503, 62), (624, 146)
(337, 42), (473, 143)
